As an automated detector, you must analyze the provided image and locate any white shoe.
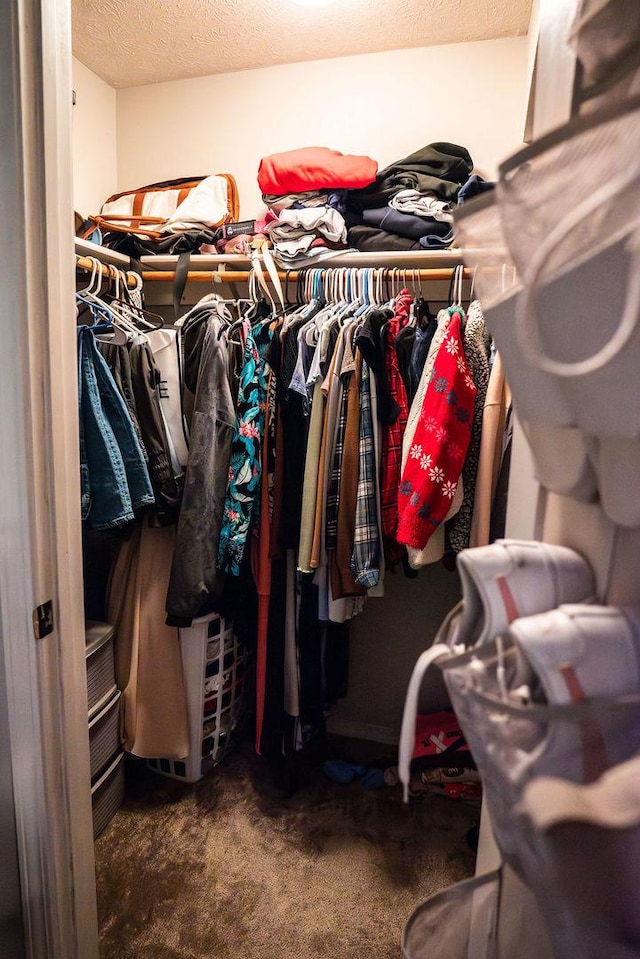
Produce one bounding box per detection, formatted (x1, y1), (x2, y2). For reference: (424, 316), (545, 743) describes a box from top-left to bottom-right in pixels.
(398, 541), (595, 801)
(509, 605), (640, 705)
(454, 539), (596, 649)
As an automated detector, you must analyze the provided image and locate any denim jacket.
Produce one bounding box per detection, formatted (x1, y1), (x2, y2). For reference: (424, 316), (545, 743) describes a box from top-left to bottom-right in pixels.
(78, 327), (154, 530)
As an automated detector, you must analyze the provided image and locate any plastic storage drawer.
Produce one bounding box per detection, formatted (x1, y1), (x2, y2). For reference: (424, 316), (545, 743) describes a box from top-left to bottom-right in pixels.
(85, 620), (117, 718)
(89, 688), (122, 781)
(91, 751), (125, 840)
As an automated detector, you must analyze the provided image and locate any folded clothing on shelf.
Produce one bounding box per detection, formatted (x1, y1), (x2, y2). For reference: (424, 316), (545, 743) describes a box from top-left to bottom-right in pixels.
(265, 205), (351, 267)
(262, 190), (347, 214)
(346, 142), (474, 213)
(344, 144), (483, 252)
(258, 146), (378, 195)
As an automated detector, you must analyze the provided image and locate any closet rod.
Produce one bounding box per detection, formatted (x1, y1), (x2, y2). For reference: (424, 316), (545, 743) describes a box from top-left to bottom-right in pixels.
(76, 254), (138, 289)
(140, 267), (472, 283)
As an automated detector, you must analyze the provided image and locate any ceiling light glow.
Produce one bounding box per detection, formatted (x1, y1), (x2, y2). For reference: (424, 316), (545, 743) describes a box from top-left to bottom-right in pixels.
(291, 0), (341, 7)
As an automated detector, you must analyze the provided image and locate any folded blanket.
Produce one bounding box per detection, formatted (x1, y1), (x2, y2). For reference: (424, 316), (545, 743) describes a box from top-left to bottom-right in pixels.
(258, 147), (378, 195)
(457, 174), (496, 204)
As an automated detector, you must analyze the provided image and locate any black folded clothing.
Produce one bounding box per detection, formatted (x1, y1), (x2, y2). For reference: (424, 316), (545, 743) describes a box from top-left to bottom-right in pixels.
(348, 225), (421, 252)
(362, 206), (453, 242)
(346, 142), (474, 212)
(348, 224), (453, 253)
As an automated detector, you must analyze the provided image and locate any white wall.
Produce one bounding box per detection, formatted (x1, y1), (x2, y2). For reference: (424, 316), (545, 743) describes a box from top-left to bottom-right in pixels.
(72, 58), (117, 216)
(116, 37), (529, 219)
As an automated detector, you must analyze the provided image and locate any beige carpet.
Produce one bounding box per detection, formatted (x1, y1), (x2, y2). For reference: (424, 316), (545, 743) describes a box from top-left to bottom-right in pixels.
(95, 741), (479, 959)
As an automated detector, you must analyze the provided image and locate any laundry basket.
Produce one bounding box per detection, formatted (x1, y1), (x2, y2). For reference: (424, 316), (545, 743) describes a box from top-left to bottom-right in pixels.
(147, 612), (247, 783)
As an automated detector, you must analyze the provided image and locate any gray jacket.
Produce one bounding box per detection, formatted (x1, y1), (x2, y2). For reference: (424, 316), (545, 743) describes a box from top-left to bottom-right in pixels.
(166, 307), (235, 623)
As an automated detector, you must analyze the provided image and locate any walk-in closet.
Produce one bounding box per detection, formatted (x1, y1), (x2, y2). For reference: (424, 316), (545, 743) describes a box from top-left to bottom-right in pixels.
(2, 1), (640, 958)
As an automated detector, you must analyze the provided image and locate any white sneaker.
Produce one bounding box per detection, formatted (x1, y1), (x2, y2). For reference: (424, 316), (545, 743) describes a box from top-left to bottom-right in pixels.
(398, 540), (595, 801)
(454, 539), (596, 649)
(509, 605), (640, 705)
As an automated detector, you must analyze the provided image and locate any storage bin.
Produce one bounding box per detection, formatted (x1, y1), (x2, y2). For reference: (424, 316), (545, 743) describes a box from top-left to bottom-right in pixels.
(85, 620), (117, 719)
(88, 688), (122, 782)
(147, 612), (246, 783)
(91, 751), (125, 840)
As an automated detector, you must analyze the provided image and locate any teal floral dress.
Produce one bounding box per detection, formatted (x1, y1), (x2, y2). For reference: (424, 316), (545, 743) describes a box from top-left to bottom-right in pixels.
(217, 320), (272, 575)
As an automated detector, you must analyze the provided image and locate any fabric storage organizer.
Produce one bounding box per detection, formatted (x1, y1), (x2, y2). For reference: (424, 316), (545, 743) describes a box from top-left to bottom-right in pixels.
(147, 612), (247, 783)
(403, 870), (500, 959)
(437, 646), (640, 959)
(85, 620), (124, 838)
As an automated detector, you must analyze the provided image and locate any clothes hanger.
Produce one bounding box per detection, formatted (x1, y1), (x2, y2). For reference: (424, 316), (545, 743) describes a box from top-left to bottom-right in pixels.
(76, 255), (102, 297)
(76, 294), (114, 331)
(101, 266), (150, 340)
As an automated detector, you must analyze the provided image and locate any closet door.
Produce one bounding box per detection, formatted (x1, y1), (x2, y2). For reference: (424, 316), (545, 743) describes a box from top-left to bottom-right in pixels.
(0, 1), (98, 957)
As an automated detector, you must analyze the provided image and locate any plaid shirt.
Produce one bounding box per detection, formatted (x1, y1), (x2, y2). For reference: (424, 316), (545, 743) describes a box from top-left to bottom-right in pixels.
(380, 290), (411, 560)
(325, 377), (349, 550)
(350, 361), (381, 588)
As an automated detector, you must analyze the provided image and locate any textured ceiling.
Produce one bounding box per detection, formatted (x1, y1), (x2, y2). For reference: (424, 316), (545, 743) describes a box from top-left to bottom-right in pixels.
(72, 0), (533, 88)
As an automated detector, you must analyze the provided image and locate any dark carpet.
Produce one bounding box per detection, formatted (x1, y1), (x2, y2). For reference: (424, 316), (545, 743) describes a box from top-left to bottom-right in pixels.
(95, 740), (479, 959)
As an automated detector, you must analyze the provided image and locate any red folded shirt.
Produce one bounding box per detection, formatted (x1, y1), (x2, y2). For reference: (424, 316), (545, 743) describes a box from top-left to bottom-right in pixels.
(258, 146), (378, 195)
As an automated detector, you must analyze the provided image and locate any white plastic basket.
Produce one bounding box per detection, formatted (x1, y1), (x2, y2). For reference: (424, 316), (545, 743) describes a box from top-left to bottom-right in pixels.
(147, 612), (247, 783)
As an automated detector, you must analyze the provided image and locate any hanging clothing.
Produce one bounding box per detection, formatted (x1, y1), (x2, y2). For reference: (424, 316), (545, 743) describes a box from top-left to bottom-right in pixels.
(142, 267), (505, 763)
(448, 300), (492, 553)
(78, 326), (154, 530)
(218, 321), (271, 575)
(107, 519), (189, 760)
(128, 339), (183, 525)
(380, 290), (411, 561)
(166, 308), (235, 625)
(401, 309), (462, 568)
(397, 309), (477, 551)
(147, 327), (190, 470)
(350, 361), (381, 588)
(469, 352), (512, 548)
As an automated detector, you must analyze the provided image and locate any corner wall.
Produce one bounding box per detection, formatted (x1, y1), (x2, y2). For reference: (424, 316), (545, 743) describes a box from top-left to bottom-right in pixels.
(72, 57), (117, 216)
(116, 37), (529, 219)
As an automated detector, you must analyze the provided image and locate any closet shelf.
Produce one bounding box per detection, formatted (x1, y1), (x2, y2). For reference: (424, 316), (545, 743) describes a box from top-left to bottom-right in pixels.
(74, 238), (466, 273)
(75, 237), (131, 268)
(139, 250), (466, 271)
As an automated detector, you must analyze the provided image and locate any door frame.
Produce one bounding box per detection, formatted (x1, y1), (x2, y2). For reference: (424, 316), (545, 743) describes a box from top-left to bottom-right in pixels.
(1, 2), (99, 956)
